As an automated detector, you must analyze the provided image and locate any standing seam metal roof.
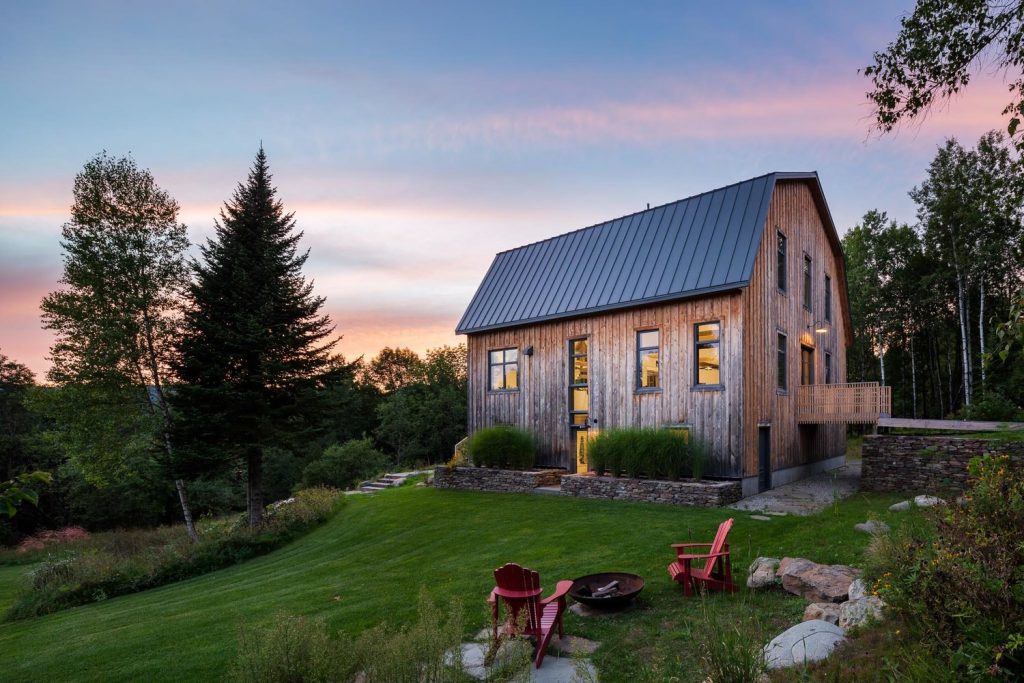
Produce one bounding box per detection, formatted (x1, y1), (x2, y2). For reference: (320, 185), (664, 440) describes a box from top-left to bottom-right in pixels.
(455, 173), (826, 335)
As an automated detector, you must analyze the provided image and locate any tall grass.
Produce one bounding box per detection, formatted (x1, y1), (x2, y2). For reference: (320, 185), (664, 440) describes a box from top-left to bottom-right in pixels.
(466, 426), (536, 470)
(586, 428), (708, 480)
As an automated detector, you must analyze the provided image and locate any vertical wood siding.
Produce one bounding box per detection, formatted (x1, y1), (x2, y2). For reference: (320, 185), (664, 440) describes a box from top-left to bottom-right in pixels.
(740, 181), (848, 477)
(467, 293), (745, 474)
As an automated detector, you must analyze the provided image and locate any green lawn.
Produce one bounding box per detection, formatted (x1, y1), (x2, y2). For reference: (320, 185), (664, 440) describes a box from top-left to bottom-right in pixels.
(0, 485), (911, 682)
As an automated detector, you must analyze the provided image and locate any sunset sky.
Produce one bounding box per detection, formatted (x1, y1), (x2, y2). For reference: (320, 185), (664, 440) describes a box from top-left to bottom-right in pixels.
(0, 1), (1014, 379)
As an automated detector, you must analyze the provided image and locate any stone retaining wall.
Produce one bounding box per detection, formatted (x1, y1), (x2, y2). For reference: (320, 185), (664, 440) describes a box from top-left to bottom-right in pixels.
(861, 435), (1024, 493)
(432, 466), (563, 493)
(560, 474), (742, 507)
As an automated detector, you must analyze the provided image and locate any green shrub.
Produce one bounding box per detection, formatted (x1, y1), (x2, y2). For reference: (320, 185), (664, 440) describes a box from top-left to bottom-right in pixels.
(227, 613), (356, 683)
(864, 454), (1024, 679)
(466, 426), (535, 470)
(586, 428), (708, 480)
(4, 487), (345, 621)
(301, 438), (388, 490)
(956, 391), (1024, 422)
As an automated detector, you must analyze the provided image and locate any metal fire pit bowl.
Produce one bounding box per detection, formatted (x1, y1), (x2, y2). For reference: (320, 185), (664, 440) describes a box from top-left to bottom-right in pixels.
(569, 572), (644, 609)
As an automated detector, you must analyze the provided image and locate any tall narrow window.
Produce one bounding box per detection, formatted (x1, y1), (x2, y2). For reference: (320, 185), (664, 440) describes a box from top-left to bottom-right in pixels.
(801, 345), (815, 385)
(824, 275), (832, 322)
(777, 232), (787, 291)
(569, 338), (589, 427)
(636, 329), (660, 390)
(803, 254), (812, 310)
(488, 348), (518, 391)
(824, 351), (833, 384)
(694, 321), (721, 386)
(777, 332), (787, 391)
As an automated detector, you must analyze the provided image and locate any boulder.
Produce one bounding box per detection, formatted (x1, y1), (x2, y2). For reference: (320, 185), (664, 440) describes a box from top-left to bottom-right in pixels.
(854, 520), (890, 535)
(764, 620), (846, 669)
(803, 602), (841, 626)
(914, 495), (946, 508)
(778, 557), (860, 603)
(750, 515), (772, 521)
(888, 500), (911, 512)
(747, 557), (781, 589)
(838, 596), (885, 629)
(847, 578), (867, 601)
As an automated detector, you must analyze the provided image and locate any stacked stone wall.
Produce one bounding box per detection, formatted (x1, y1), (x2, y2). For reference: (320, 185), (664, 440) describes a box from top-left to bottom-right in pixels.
(560, 474), (741, 507)
(432, 466), (563, 493)
(861, 435), (1024, 493)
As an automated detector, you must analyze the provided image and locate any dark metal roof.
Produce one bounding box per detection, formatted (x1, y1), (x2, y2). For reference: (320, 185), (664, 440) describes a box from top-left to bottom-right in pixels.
(456, 172), (832, 335)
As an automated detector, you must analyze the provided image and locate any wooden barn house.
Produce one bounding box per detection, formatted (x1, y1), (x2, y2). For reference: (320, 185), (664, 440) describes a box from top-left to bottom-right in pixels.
(456, 172), (889, 496)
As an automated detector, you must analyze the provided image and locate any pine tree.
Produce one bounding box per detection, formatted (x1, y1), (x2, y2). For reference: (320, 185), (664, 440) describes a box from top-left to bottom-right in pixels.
(173, 148), (337, 527)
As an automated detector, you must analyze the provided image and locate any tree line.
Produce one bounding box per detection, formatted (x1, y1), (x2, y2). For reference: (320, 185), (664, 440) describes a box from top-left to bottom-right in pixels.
(844, 131), (1024, 420)
(0, 149), (466, 542)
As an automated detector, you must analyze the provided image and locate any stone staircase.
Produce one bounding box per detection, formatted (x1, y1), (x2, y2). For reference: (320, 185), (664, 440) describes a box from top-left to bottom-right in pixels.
(358, 470), (427, 493)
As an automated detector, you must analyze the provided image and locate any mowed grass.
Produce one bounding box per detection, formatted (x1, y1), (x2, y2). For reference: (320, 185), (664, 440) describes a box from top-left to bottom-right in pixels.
(0, 485), (910, 682)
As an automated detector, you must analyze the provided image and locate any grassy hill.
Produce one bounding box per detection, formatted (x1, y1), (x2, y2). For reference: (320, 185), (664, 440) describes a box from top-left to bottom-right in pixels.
(0, 485), (906, 681)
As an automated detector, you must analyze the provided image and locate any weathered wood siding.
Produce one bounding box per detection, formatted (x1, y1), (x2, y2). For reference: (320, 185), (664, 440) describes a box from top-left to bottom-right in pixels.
(466, 293), (745, 474)
(741, 181), (848, 478)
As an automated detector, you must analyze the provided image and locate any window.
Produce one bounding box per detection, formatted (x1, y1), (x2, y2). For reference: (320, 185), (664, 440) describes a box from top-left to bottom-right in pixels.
(636, 329), (660, 390)
(569, 338), (589, 426)
(488, 348), (518, 391)
(803, 254), (812, 310)
(801, 345), (814, 385)
(666, 424), (691, 443)
(824, 351), (833, 384)
(777, 332), (787, 391)
(777, 232), (787, 291)
(824, 275), (832, 322)
(694, 321), (721, 386)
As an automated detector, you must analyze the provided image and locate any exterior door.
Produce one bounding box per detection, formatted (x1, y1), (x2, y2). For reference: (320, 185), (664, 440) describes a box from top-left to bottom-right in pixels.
(758, 426), (771, 492)
(569, 338), (589, 472)
(801, 345), (815, 385)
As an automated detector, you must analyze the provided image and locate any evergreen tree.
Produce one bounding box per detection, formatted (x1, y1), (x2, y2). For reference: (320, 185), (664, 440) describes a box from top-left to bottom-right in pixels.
(173, 148), (337, 528)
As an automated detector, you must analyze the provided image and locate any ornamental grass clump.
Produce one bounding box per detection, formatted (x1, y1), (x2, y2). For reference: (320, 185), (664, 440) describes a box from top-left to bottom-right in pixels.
(586, 428), (708, 480)
(863, 454), (1024, 679)
(466, 426), (536, 470)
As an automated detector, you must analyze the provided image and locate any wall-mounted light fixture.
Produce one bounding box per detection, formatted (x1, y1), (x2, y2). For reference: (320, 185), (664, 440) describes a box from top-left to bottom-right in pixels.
(809, 321), (830, 335)
(524, 345), (534, 356)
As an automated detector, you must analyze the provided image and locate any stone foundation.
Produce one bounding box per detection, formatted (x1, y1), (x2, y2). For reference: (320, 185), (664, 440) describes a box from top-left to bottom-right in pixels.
(433, 466), (563, 493)
(560, 474), (742, 507)
(861, 435), (1024, 493)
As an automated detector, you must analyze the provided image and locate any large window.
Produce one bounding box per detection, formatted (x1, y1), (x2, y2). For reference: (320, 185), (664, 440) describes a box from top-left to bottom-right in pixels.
(777, 332), (787, 391)
(824, 275), (832, 322)
(636, 329), (660, 390)
(803, 254), (812, 310)
(488, 347), (518, 391)
(777, 232), (787, 291)
(569, 339), (589, 426)
(694, 321), (721, 386)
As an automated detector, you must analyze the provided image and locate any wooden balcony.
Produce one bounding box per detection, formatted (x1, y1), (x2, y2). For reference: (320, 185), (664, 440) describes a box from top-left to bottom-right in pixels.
(796, 382), (891, 425)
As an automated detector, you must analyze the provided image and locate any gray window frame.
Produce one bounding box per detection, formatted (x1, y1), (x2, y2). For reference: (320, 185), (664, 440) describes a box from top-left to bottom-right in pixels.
(776, 331), (788, 393)
(802, 253), (812, 311)
(777, 231), (787, 292)
(825, 350), (833, 384)
(487, 347), (519, 392)
(693, 320), (723, 389)
(635, 328), (661, 392)
(824, 274), (832, 322)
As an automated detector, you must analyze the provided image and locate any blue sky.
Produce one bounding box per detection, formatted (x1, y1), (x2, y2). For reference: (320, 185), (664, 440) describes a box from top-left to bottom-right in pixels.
(0, 1), (1011, 377)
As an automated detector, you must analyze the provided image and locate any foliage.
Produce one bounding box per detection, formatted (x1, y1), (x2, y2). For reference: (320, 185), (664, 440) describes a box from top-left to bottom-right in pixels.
(695, 598), (767, 683)
(227, 613), (356, 683)
(586, 428), (707, 480)
(994, 287), (1024, 363)
(301, 438), (388, 490)
(364, 347), (426, 394)
(864, 0), (1024, 147)
(3, 487), (344, 620)
(0, 472), (52, 518)
(172, 148), (338, 528)
(0, 351), (37, 482)
(864, 455), (1024, 679)
(957, 391), (1024, 422)
(466, 426), (535, 470)
(374, 345), (467, 467)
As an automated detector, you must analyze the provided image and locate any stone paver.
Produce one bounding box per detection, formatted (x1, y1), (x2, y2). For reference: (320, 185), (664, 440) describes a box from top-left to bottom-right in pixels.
(764, 620), (846, 669)
(730, 460), (860, 516)
(459, 636), (598, 682)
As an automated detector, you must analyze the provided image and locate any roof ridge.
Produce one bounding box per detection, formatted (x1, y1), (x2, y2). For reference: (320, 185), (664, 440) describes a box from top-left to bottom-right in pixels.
(494, 171), (779, 257)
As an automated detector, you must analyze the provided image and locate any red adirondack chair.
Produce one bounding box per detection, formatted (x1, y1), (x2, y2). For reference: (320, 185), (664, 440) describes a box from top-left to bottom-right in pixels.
(488, 563), (573, 669)
(667, 518), (737, 596)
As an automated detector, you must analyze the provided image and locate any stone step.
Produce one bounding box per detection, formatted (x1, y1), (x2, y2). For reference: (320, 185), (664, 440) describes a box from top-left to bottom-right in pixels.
(533, 485), (562, 496)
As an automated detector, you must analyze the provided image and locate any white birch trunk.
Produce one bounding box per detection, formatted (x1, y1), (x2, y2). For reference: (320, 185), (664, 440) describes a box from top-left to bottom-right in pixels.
(956, 272), (972, 407)
(878, 333), (886, 387)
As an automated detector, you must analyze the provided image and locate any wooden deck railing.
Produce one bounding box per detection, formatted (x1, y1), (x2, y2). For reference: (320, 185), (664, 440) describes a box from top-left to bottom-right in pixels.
(796, 382), (891, 425)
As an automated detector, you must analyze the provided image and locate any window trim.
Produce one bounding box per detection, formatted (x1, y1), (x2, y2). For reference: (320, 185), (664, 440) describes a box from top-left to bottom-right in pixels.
(824, 350), (833, 385)
(776, 230), (787, 293)
(635, 328), (661, 393)
(487, 346), (520, 392)
(800, 344), (815, 386)
(802, 252), (812, 311)
(824, 274), (832, 323)
(568, 336), (589, 426)
(693, 320), (723, 389)
(776, 331), (788, 394)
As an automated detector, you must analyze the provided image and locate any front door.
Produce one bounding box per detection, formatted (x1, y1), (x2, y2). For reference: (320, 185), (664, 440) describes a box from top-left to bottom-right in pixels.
(758, 426), (771, 492)
(569, 338), (589, 472)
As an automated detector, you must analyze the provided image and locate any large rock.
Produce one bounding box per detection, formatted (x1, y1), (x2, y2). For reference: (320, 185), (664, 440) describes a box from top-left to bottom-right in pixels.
(747, 557), (780, 589)
(839, 596), (885, 629)
(847, 578), (867, 601)
(803, 602), (841, 626)
(914, 495), (946, 508)
(764, 620), (846, 669)
(854, 520), (890, 535)
(778, 557), (860, 603)
(889, 500), (911, 512)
